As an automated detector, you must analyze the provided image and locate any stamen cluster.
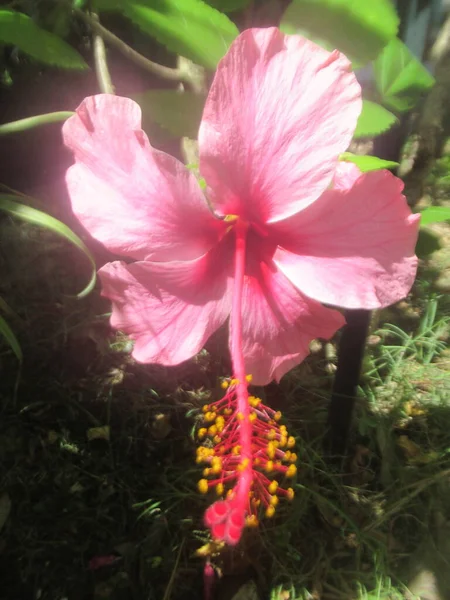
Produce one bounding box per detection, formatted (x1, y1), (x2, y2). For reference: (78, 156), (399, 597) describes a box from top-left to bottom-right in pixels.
(196, 376), (297, 545)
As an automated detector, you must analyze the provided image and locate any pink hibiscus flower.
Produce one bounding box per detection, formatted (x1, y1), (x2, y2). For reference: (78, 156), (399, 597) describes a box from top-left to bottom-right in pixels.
(63, 28), (419, 546)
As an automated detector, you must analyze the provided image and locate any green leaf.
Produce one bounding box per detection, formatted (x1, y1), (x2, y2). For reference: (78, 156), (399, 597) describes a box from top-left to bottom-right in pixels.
(134, 90), (205, 138)
(0, 10), (88, 69)
(280, 0), (399, 66)
(204, 0), (251, 11)
(112, 0), (238, 69)
(0, 315), (22, 362)
(419, 206), (450, 226)
(354, 100), (398, 138)
(374, 38), (435, 113)
(0, 195), (96, 298)
(0, 111), (74, 136)
(340, 152), (398, 172)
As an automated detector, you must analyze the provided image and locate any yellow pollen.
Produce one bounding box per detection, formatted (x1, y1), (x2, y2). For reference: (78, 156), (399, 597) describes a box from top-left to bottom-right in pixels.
(220, 380), (229, 389)
(208, 425), (218, 436)
(202, 405), (210, 413)
(267, 442), (276, 459)
(245, 374), (253, 383)
(286, 464), (297, 478)
(267, 429), (276, 441)
(224, 214), (239, 223)
(274, 411), (282, 421)
(280, 425), (287, 435)
(203, 468), (211, 476)
(249, 412), (257, 423)
(287, 488), (295, 501)
(237, 457), (250, 472)
(279, 436), (287, 448)
(289, 453), (298, 463)
(230, 378), (239, 385)
(236, 412), (244, 421)
(224, 408), (233, 416)
(213, 435), (222, 444)
(245, 514), (259, 527)
(287, 436), (296, 448)
(284, 451), (291, 461)
(266, 460), (274, 473)
(197, 428), (207, 440)
(269, 495), (279, 506)
(268, 480), (278, 494)
(216, 483), (224, 496)
(232, 445), (241, 455)
(254, 458), (261, 466)
(266, 505), (276, 518)
(198, 479), (209, 494)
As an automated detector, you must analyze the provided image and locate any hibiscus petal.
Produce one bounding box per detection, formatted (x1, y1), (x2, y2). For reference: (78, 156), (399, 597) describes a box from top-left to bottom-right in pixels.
(273, 167), (420, 310)
(199, 28), (361, 223)
(98, 245), (233, 365)
(238, 259), (345, 385)
(63, 94), (224, 261)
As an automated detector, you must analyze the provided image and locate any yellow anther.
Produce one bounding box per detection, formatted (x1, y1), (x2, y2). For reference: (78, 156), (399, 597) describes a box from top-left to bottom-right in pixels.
(197, 428), (207, 440)
(267, 442), (276, 459)
(211, 457), (222, 474)
(236, 412), (244, 421)
(284, 451), (291, 461)
(230, 378), (239, 385)
(203, 468), (211, 476)
(251, 498), (261, 507)
(245, 374), (253, 383)
(202, 405), (210, 413)
(198, 479), (209, 494)
(208, 425), (218, 436)
(213, 435), (222, 444)
(274, 411), (282, 421)
(218, 445), (226, 454)
(265, 505), (276, 518)
(287, 436), (296, 448)
(279, 425), (287, 435)
(232, 445), (241, 455)
(268, 480), (278, 494)
(286, 464), (297, 478)
(249, 412), (257, 423)
(289, 453), (298, 463)
(254, 458), (260, 466)
(226, 489), (234, 500)
(267, 429), (276, 441)
(224, 214), (239, 223)
(216, 483), (224, 496)
(287, 488), (295, 501)
(245, 514), (259, 527)
(266, 460), (274, 473)
(204, 411), (216, 423)
(220, 380), (229, 389)
(215, 416), (225, 427)
(224, 408), (233, 416)
(237, 457), (250, 472)
(279, 436), (287, 447)
(269, 495), (279, 506)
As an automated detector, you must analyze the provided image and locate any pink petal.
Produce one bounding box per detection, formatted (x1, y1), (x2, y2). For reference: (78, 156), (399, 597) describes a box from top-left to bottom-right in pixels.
(63, 94), (224, 261)
(238, 258), (345, 385)
(272, 168), (420, 310)
(98, 243), (233, 365)
(199, 28), (361, 223)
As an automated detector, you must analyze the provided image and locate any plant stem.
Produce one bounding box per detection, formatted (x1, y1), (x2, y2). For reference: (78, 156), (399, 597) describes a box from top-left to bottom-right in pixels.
(72, 6), (189, 84)
(0, 112), (74, 135)
(92, 13), (114, 94)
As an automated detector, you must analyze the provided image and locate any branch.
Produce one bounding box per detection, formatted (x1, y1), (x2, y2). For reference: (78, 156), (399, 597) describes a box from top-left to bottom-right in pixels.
(92, 14), (114, 94)
(73, 7), (189, 84)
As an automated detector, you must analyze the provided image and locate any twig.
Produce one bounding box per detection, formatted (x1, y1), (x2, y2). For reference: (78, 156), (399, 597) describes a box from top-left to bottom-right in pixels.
(92, 13), (114, 94)
(73, 7), (189, 84)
